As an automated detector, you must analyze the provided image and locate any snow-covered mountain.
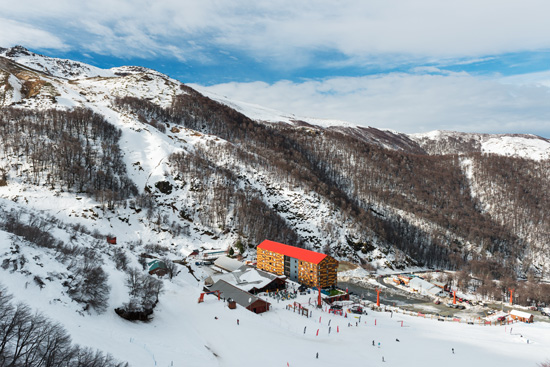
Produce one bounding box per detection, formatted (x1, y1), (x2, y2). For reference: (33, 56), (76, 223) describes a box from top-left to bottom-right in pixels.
(410, 130), (550, 161)
(1, 46), (550, 367)
(1, 45), (550, 271)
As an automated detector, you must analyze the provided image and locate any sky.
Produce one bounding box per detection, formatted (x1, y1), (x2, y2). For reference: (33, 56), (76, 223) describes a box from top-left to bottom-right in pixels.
(1, 0), (550, 138)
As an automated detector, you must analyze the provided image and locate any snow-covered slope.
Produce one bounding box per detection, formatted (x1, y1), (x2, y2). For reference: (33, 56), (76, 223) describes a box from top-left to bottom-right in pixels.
(410, 130), (550, 160)
(1, 46), (550, 367)
(191, 84), (354, 128)
(1, 219), (549, 367)
(0, 45), (116, 79)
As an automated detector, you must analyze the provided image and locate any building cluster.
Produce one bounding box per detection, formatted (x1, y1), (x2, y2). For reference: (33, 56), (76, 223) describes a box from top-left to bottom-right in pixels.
(197, 240), (339, 314)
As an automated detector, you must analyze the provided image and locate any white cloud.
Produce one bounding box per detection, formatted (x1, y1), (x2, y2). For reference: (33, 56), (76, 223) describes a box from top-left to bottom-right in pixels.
(0, 18), (67, 50)
(191, 72), (550, 138)
(2, 1), (550, 66)
(500, 70), (550, 88)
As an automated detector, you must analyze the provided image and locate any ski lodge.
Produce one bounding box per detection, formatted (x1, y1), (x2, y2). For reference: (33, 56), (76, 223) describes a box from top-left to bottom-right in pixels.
(256, 240), (338, 288)
(208, 280), (271, 314)
(204, 266), (287, 294)
(509, 309), (534, 323)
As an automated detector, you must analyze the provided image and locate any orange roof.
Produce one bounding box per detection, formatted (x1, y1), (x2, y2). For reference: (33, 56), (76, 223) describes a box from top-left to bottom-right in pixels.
(257, 240), (327, 264)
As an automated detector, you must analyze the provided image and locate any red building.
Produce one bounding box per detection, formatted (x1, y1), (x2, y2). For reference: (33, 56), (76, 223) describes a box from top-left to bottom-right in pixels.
(256, 240), (338, 288)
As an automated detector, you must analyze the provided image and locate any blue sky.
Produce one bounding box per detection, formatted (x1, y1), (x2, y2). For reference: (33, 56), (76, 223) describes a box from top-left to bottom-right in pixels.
(1, 0), (550, 137)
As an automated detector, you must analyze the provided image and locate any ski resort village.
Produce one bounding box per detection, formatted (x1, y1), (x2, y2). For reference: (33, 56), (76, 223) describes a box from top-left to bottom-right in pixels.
(1, 46), (550, 367)
(2, 227), (550, 367)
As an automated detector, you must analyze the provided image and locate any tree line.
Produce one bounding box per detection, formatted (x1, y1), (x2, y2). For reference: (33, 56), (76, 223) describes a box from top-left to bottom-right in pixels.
(0, 283), (129, 367)
(0, 107), (138, 208)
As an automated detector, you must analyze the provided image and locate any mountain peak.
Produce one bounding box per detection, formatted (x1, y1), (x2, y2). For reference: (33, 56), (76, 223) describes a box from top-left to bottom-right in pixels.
(409, 130), (550, 160)
(0, 45), (33, 58)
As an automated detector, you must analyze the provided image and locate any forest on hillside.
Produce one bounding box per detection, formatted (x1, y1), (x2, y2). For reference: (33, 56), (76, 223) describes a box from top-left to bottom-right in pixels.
(114, 89), (550, 284)
(0, 107), (138, 206)
(0, 84), (548, 307)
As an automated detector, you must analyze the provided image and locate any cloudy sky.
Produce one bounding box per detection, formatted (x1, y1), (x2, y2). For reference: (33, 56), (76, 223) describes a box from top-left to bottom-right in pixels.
(2, 0), (550, 137)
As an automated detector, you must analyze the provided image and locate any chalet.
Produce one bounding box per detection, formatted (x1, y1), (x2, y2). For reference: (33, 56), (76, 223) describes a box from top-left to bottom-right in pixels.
(256, 240), (338, 288)
(509, 309), (534, 323)
(204, 267), (286, 294)
(180, 247), (199, 258)
(209, 280), (271, 313)
(148, 260), (168, 276)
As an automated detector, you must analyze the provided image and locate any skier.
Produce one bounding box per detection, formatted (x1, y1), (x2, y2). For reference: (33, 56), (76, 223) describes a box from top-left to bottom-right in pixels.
(237, 319), (239, 325)
(378, 342), (380, 348)
(452, 348), (455, 354)
(316, 352), (319, 359)
(382, 356), (385, 362)
(372, 340), (375, 346)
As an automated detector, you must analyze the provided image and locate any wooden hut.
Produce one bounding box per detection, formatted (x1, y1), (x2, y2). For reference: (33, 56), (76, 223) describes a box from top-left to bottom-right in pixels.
(509, 309), (534, 323)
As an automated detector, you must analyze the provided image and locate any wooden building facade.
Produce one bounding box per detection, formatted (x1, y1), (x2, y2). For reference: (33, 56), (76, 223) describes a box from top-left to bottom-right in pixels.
(256, 240), (338, 288)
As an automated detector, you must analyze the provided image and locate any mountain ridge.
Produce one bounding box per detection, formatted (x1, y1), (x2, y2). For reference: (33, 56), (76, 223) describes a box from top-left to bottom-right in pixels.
(1, 45), (549, 280)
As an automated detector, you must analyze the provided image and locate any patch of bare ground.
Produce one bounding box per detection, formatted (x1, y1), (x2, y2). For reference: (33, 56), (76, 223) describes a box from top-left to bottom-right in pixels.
(338, 261), (359, 272)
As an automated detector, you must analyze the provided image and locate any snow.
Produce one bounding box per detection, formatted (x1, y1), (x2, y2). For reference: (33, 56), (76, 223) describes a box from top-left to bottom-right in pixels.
(0, 52), (116, 80)
(410, 130), (550, 161)
(1, 245), (549, 367)
(482, 136), (550, 161)
(191, 85), (354, 128)
(8, 74), (22, 102)
(2, 47), (550, 367)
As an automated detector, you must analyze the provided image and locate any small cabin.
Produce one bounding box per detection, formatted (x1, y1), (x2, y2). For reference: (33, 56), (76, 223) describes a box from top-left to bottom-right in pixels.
(509, 309), (534, 323)
(148, 260), (168, 276)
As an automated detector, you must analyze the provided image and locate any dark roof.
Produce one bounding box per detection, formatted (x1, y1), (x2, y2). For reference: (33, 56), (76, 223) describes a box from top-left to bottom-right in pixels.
(209, 280), (270, 308)
(258, 240), (327, 264)
(148, 260), (167, 272)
